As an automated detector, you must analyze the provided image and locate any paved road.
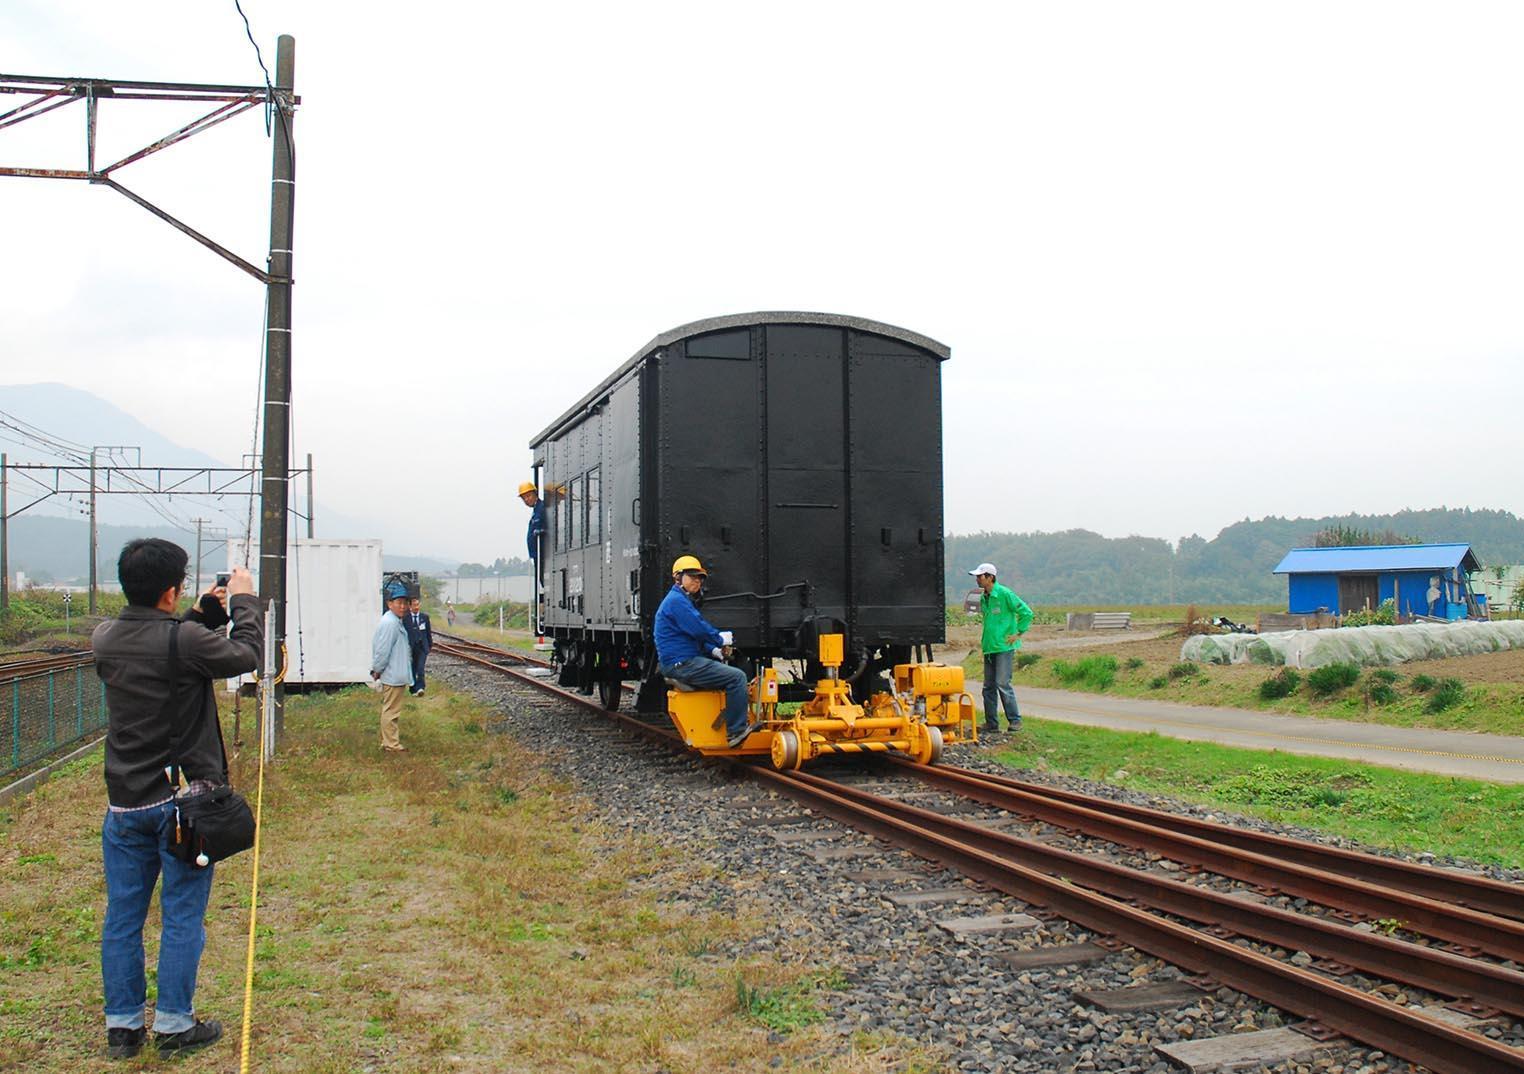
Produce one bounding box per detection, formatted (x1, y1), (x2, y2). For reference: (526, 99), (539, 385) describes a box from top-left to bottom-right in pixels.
(973, 681), (1524, 784)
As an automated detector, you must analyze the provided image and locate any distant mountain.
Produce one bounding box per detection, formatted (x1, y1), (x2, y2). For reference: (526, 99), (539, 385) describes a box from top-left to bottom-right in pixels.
(4, 516), (458, 586)
(946, 508), (1524, 605)
(1, 383), (462, 574)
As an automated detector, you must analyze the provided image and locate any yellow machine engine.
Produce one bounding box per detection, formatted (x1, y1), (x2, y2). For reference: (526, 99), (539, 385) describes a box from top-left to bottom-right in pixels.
(665, 634), (976, 770)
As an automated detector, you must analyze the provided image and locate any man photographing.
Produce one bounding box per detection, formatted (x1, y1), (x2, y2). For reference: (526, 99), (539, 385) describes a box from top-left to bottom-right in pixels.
(92, 539), (262, 1058)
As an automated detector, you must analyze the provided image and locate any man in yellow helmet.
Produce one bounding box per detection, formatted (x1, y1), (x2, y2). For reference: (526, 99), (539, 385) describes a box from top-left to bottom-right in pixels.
(654, 556), (755, 747)
(517, 481), (545, 564)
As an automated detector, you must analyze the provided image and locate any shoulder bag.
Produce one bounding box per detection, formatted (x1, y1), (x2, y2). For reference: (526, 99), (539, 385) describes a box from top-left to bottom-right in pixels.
(162, 620), (257, 867)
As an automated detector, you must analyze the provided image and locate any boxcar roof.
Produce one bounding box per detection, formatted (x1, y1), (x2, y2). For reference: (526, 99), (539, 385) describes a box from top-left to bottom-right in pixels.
(528, 311), (950, 448)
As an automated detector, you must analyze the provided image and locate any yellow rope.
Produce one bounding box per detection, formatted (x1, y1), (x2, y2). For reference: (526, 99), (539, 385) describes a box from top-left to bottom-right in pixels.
(238, 643), (285, 1074)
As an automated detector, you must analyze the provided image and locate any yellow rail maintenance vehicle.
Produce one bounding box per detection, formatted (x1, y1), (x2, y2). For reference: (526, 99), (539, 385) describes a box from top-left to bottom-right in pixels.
(666, 633), (976, 769)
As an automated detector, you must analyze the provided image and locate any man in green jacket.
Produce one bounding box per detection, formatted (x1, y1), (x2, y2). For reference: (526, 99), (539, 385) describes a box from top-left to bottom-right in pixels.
(970, 562), (1034, 734)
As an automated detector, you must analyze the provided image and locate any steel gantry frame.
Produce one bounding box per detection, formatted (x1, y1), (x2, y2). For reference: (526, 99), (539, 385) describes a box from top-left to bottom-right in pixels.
(0, 70), (295, 284)
(1, 37), (300, 738)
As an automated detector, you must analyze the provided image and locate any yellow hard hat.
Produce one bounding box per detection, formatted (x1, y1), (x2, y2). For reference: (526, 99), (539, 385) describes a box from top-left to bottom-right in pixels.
(672, 555), (706, 576)
(517, 481), (536, 496)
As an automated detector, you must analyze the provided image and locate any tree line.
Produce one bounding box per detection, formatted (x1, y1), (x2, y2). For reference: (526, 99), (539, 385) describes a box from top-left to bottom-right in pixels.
(945, 507), (1524, 604)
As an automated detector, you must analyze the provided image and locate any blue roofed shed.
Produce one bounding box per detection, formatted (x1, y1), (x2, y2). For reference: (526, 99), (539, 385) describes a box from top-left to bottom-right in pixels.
(1272, 543), (1482, 619)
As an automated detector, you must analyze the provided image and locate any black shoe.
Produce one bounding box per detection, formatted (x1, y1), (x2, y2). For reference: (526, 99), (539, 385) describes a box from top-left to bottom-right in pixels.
(155, 1019), (222, 1055)
(727, 723), (759, 748)
(106, 1027), (145, 1059)
(981, 725), (1002, 738)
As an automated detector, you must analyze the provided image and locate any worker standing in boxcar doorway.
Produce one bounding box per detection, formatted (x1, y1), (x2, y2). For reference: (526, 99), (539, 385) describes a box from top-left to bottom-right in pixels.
(655, 556), (755, 748)
(970, 562), (1033, 735)
(520, 481), (547, 634)
(519, 482), (545, 566)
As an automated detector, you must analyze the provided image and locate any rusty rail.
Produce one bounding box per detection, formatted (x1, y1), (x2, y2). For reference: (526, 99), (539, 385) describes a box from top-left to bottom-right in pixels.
(917, 760), (1524, 922)
(891, 760), (1524, 963)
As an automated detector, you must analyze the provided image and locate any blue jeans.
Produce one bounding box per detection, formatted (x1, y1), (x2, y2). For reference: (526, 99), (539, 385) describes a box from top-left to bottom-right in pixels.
(982, 650), (1020, 729)
(102, 801), (216, 1034)
(661, 656), (750, 738)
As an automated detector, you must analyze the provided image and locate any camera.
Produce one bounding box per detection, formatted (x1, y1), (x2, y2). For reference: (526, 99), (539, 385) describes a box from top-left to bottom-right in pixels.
(216, 572), (231, 588)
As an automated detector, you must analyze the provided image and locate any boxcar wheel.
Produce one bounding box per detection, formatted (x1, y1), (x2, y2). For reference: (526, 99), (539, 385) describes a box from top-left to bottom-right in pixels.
(598, 675), (622, 711)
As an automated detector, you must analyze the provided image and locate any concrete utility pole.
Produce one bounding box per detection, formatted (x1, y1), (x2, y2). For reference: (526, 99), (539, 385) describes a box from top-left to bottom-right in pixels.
(257, 35), (297, 738)
(305, 451), (314, 538)
(192, 517), (208, 594)
(1, 453), (8, 611)
(88, 448), (98, 614)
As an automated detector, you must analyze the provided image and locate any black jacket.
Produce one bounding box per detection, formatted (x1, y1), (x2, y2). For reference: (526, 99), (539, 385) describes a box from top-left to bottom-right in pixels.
(93, 594), (263, 808)
(404, 610), (432, 654)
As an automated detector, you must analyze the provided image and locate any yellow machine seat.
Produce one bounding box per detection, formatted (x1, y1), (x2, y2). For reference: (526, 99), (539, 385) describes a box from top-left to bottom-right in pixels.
(666, 688), (731, 749)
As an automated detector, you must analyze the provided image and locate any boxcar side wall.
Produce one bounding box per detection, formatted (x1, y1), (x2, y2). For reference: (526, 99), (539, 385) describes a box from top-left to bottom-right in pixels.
(539, 369), (644, 637)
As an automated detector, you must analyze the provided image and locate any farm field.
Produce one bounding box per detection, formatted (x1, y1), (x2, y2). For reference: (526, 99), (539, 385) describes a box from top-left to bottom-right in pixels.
(955, 628), (1524, 737)
(0, 688), (928, 1074)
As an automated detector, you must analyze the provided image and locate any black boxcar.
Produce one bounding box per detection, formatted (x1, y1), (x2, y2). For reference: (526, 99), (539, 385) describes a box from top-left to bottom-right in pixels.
(528, 312), (948, 710)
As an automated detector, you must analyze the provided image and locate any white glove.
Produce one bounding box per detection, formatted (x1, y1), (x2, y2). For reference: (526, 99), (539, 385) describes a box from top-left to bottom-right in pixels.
(719, 631), (733, 646)
(711, 647), (725, 659)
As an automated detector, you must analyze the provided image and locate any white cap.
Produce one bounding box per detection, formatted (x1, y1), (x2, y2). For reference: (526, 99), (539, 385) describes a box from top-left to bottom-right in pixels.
(968, 562), (998, 577)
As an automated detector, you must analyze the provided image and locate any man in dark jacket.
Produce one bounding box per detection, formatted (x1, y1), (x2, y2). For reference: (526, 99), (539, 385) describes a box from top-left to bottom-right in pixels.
(92, 539), (262, 1058)
(404, 596), (432, 696)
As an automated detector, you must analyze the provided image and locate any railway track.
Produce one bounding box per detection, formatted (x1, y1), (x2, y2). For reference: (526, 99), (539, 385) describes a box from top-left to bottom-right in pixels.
(433, 636), (1524, 1074)
(0, 649), (93, 683)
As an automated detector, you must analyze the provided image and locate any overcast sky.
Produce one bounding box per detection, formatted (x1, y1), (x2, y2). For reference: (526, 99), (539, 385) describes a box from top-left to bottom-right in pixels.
(4, 1), (1521, 563)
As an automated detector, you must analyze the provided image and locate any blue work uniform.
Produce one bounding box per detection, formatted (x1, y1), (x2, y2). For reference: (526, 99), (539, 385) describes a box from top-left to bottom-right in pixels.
(654, 583), (749, 740)
(526, 500), (546, 561)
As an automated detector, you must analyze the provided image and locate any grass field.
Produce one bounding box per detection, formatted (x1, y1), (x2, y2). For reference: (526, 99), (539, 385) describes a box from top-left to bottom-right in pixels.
(0, 687), (936, 1073)
(985, 719), (1524, 867)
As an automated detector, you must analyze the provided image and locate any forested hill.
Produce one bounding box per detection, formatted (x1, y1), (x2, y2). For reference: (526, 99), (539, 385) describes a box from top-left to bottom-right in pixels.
(945, 508), (1524, 604)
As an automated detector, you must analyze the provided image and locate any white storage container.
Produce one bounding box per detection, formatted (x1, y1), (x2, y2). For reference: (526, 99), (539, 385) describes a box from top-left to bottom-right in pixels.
(227, 538), (384, 685)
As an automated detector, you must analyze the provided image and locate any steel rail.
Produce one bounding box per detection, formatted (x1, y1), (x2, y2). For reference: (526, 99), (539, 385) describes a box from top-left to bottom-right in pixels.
(434, 634), (551, 667)
(889, 760), (1524, 962)
(0, 651), (93, 682)
(915, 760), (1524, 923)
(759, 768), (1524, 1074)
(808, 770), (1524, 1019)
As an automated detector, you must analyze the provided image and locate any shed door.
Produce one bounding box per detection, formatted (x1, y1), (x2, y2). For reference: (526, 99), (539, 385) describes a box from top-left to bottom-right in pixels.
(1338, 574), (1379, 615)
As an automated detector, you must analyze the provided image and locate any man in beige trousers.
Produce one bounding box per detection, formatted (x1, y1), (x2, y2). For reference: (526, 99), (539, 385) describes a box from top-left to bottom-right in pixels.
(371, 581), (414, 751)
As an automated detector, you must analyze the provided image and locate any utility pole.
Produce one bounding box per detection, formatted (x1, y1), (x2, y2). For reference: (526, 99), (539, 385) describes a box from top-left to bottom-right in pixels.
(192, 517), (208, 594)
(257, 35), (297, 739)
(88, 448), (98, 614)
(1, 453), (8, 611)
(305, 451), (314, 538)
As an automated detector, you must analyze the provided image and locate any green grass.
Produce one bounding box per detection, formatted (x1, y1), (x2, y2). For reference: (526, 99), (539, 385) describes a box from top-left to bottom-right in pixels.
(733, 970), (847, 1033)
(1050, 655), (1118, 690)
(1425, 678), (1467, 714)
(0, 687), (932, 1073)
(987, 719), (1524, 866)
